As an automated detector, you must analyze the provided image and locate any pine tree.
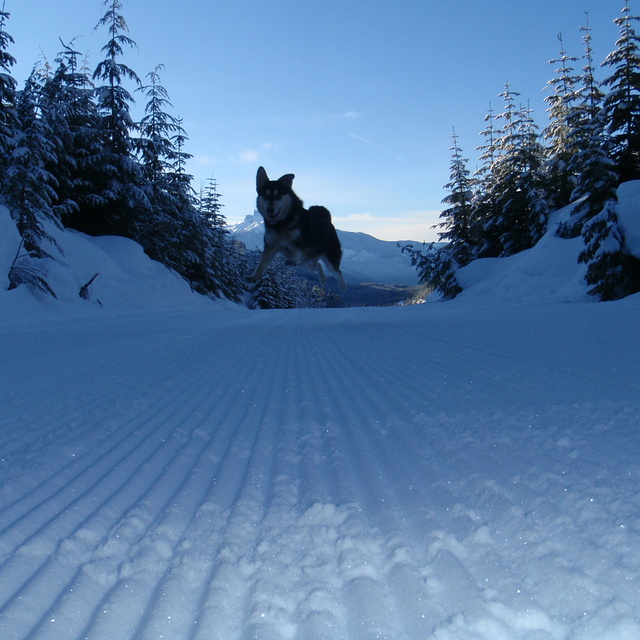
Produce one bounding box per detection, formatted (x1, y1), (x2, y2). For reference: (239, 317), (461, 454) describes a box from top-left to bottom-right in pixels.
(483, 85), (548, 256)
(471, 104), (502, 257)
(601, 0), (640, 182)
(37, 40), (103, 229)
(417, 131), (474, 298)
(400, 131), (476, 300)
(193, 178), (242, 300)
(91, 0), (148, 236)
(543, 33), (580, 210)
(245, 253), (305, 309)
(5, 70), (62, 297)
(578, 200), (633, 300)
(137, 65), (182, 182)
(134, 69), (241, 300)
(560, 16), (613, 238)
(401, 243), (462, 300)
(0, 6), (18, 183)
(134, 65), (187, 266)
(437, 130), (474, 264)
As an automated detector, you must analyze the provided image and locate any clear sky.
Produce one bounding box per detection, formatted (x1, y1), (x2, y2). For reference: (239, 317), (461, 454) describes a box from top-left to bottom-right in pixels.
(6, 0), (623, 242)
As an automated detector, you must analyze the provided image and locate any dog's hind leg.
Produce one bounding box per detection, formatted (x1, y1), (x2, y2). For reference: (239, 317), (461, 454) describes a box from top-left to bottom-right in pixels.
(321, 256), (347, 292)
(313, 261), (327, 287)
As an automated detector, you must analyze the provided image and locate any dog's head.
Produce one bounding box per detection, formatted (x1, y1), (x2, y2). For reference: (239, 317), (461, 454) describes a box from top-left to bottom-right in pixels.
(256, 166), (295, 225)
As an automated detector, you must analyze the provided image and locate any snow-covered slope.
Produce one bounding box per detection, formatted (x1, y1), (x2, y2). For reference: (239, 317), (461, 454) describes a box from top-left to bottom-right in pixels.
(1, 187), (640, 640)
(1, 300), (639, 640)
(229, 213), (420, 285)
(442, 180), (640, 305)
(0, 207), (220, 325)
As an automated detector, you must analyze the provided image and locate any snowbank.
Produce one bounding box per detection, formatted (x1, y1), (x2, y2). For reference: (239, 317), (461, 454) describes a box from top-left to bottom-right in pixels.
(454, 217), (589, 304)
(448, 181), (640, 305)
(616, 180), (640, 259)
(0, 224), (223, 327)
(0, 206), (20, 291)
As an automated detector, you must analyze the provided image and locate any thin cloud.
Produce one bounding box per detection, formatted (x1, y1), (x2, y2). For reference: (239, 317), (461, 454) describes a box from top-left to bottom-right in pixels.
(238, 149), (259, 163)
(348, 133), (399, 157)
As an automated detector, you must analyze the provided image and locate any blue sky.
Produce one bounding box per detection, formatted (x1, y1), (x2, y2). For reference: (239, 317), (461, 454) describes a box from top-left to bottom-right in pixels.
(7, 0), (622, 241)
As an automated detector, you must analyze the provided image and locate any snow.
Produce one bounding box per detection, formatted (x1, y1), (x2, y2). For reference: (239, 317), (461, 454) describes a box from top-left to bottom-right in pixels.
(1, 189), (640, 639)
(454, 203), (591, 304)
(616, 181), (640, 259)
(0, 205), (20, 291)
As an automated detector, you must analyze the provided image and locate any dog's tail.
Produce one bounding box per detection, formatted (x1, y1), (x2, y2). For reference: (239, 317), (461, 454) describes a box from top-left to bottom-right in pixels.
(308, 205), (332, 221)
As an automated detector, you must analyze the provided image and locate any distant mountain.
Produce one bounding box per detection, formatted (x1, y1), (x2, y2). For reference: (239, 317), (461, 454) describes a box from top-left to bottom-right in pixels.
(228, 213), (420, 285)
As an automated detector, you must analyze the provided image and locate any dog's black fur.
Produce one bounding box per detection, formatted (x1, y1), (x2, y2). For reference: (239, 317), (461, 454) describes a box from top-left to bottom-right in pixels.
(249, 167), (347, 291)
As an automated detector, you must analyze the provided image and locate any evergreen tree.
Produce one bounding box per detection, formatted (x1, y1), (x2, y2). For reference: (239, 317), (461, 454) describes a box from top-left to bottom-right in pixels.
(137, 65), (182, 182)
(561, 16), (612, 238)
(244, 253), (306, 309)
(38, 40), (102, 229)
(91, 0), (148, 236)
(437, 129), (474, 264)
(134, 68), (241, 301)
(543, 33), (580, 210)
(194, 178), (242, 300)
(601, 0), (640, 182)
(578, 199), (635, 300)
(5, 70), (62, 297)
(0, 6), (18, 183)
(134, 65), (187, 266)
(483, 85), (548, 256)
(470, 104), (502, 257)
(401, 131), (475, 300)
(566, 116), (617, 235)
(401, 243), (462, 300)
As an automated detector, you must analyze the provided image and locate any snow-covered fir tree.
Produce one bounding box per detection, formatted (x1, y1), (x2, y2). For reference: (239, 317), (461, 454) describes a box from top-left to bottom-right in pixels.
(0, 6), (18, 184)
(482, 85), (548, 256)
(91, 0), (148, 236)
(190, 178), (242, 301)
(134, 65), (191, 270)
(403, 130), (475, 299)
(136, 65), (184, 184)
(563, 15), (608, 239)
(5, 70), (62, 297)
(601, 1), (640, 182)
(437, 130), (474, 264)
(543, 33), (581, 211)
(244, 253), (306, 309)
(578, 200), (631, 300)
(36, 40), (103, 229)
(134, 72), (243, 303)
(470, 104), (502, 257)
(565, 5), (640, 300)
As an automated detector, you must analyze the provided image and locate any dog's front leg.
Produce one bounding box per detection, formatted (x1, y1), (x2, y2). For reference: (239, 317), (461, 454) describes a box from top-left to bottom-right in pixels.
(249, 244), (279, 284)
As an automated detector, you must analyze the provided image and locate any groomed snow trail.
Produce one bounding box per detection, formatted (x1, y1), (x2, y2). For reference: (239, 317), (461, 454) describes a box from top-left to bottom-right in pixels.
(1, 303), (639, 640)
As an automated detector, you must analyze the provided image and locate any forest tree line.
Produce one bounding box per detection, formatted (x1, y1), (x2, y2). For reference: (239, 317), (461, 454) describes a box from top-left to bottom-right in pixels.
(0, 0), (330, 309)
(405, 1), (640, 302)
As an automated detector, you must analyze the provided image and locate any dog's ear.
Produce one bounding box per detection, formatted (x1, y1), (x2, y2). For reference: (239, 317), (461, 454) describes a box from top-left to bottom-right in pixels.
(278, 174), (295, 190)
(256, 166), (268, 190)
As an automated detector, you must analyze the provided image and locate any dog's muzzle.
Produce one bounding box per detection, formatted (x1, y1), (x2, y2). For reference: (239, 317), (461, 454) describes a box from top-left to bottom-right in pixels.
(265, 207), (280, 223)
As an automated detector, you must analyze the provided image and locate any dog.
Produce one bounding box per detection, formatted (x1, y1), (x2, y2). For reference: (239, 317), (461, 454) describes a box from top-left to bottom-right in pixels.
(248, 166), (347, 291)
